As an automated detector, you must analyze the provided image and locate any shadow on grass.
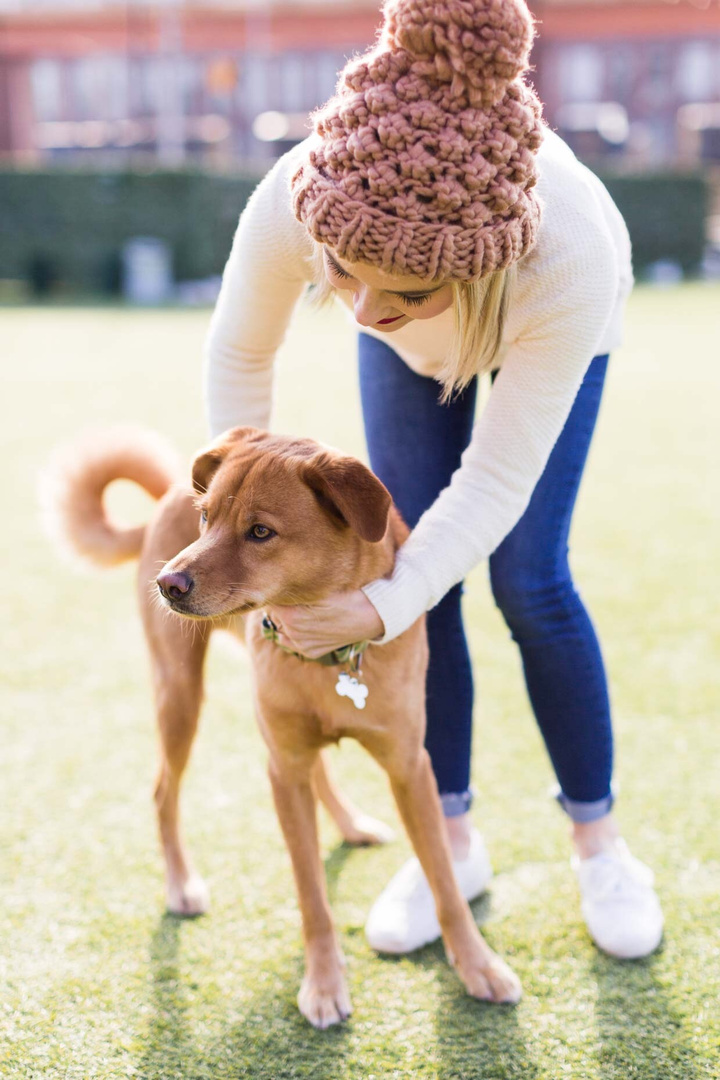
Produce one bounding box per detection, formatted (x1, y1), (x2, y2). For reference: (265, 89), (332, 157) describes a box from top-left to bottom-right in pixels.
(211, 1000), (352, 1080)
(376, 894), (541, 1080)
(592, 947), (704, 1080)
(138, 914), (196, 1078)
(139, 903), (353, 1078)
(323, 840), (357, 905)
(137, 852), (539, 1079)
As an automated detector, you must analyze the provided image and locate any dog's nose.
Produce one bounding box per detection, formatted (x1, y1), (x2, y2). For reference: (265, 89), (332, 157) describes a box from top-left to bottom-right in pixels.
(157, 571), (194, 601)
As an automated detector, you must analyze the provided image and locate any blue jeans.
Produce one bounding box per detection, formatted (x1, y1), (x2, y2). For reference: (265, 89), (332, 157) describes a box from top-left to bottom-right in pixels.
(358, 333), (614, 824)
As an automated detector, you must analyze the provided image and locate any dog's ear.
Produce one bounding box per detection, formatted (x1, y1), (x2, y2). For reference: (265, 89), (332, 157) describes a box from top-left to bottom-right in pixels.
(191, 426), (263, 494)
(303, 454), (391, 543)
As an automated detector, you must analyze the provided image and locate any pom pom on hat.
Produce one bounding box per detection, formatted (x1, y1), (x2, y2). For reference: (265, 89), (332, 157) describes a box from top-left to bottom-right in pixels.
(384, 0), (536, 108)
(292, 0), (544, 283)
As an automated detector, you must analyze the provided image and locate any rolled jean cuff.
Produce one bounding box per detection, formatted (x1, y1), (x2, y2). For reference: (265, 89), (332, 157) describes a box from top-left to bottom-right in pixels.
(440, 788), (474, 818)
(554, 785), (615, 823)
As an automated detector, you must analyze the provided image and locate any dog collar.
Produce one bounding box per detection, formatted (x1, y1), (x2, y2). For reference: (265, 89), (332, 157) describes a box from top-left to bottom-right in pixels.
(261, 614), (368, 672)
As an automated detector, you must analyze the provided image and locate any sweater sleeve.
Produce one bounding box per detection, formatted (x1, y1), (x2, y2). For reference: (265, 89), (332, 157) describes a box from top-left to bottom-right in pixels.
(204, 143), (316, 437)
(362, 218), (620, 643)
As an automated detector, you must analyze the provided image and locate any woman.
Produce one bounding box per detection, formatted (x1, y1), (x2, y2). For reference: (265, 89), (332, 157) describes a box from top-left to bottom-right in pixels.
(205, 0), (663, 959)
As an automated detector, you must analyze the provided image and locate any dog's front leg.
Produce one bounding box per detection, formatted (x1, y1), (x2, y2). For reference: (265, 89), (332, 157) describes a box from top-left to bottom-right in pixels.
(268, 754), (352, 1029)
(376, 743), (522, 1005)
(149, 627), (211, 917)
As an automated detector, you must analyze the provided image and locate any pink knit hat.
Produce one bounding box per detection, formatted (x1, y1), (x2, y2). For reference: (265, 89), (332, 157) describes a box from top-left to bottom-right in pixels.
(292, 0), (544, 283)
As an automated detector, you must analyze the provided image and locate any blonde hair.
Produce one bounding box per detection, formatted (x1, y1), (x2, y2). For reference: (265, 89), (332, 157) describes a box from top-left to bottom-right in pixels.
(440, 266), (516, 401)
(309, 244), (515, 401)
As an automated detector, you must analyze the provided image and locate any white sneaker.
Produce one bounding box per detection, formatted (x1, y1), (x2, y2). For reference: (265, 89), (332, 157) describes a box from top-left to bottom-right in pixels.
(573, 839), (664, 959)
(365, 827), (492, 954)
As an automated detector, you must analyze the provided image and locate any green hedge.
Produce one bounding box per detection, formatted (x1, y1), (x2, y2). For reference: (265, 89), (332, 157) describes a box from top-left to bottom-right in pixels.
(0, 167), (262, 296)
(596, 171), (708, 278)
(0, 165), (709, 296)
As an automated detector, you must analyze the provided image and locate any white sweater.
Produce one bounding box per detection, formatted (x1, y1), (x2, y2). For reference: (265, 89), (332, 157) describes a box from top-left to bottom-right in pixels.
(204, 126), (633, 642)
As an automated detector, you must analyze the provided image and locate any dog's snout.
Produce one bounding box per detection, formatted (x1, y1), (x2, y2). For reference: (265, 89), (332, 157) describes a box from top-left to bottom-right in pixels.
(157, 571), (194, 602)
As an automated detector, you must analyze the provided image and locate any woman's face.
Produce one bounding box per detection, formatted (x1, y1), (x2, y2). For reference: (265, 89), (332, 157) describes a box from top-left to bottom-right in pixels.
(323, 247), (453, 332)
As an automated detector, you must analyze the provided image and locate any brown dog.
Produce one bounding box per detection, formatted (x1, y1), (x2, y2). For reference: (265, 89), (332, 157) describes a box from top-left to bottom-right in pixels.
(44, 425), (521, 1027)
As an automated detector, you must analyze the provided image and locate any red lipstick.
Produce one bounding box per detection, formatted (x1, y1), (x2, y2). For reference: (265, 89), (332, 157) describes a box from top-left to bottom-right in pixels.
(376, 315), (403, 325)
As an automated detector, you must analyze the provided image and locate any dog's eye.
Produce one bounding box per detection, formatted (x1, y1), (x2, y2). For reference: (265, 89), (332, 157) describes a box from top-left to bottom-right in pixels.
(249, 524), (274, 541)
(200, 509), (208, 525)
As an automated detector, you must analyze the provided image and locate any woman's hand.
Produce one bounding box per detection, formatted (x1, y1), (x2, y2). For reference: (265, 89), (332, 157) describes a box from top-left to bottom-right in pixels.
(266, 590), (385, 660)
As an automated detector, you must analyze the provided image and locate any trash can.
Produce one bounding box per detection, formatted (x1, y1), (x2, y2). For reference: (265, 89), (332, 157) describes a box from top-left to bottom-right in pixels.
(121, 237), (173, 304)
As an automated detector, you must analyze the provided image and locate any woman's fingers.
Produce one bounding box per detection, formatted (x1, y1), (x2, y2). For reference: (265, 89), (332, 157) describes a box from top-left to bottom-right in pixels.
(270, 615), (321, 657)
(265, 591), (384, 658)
(276, 634), (327, 660)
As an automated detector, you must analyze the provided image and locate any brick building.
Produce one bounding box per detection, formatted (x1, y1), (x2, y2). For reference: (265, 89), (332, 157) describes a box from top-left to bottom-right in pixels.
(0, 0), (719, 169)
(531, 0), (720, 169)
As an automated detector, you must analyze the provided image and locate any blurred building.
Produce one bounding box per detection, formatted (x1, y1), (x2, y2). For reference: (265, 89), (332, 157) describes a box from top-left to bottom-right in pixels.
(0, 0), (380, 167)
(0, 0), (719, 170)
(532, 0), (720, 171)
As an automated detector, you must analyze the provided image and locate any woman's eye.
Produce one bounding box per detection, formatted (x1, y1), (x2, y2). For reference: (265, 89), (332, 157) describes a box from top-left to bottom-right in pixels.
(200, 509), (208, 524)
(249, 524), (275, 541)
(326, 254), (351, 281)
(402, 294), (431, 307)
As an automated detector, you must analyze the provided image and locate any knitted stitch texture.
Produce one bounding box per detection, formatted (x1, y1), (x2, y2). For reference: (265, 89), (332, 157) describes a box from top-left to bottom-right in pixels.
(291, 0), (544, 282)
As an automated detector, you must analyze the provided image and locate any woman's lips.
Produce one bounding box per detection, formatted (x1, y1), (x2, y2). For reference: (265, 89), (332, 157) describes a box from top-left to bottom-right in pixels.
(376, 315), (404, 325)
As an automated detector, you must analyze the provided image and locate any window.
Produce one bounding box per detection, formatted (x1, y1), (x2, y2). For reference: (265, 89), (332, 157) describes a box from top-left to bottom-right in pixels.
(315, 51), (343, 103)
(240, 53), (270, 116)
(105, 58), (129, 120)
(607, 46), (634, 104)
(31, 59), (63, 122)
(279, 53), (306, 111)
(558, 45), (604, 103)
(70, 56), (127, 120)
(676, 42), (715, 101)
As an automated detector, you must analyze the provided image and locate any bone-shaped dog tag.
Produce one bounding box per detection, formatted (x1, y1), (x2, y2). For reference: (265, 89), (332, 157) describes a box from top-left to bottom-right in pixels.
(335, 671), (369, 710)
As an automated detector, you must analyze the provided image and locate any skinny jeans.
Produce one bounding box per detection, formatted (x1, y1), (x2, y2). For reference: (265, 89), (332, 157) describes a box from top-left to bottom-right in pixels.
(358, 333), (614, 824)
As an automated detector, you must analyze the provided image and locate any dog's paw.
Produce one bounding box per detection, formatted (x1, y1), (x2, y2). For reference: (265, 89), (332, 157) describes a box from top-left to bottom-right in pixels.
(166, 873), (210, 917)
(339, 813), (395, 847)
(456, 952), (522, 1005)
(297, 972), (352, 1030)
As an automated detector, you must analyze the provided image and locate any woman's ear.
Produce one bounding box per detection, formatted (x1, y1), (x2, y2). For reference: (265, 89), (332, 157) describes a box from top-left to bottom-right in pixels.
(191, 426), (264, 494)
(302, 453), (392, 543)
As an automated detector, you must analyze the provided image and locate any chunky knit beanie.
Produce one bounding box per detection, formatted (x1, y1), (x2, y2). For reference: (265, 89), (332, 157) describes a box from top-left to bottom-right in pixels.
(291, 0), (544, 283)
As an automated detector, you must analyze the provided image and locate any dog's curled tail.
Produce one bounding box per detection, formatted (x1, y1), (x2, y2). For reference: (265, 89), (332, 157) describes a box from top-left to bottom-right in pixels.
(40, 427), (182, 569)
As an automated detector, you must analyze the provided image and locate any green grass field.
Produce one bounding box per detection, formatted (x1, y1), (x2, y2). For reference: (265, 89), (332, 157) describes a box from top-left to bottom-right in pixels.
(2, 285), (719, 1079)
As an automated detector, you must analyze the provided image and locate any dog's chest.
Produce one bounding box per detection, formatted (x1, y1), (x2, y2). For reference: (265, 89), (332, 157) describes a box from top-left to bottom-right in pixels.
(245, 614), (428, 753)
(246, 632), (386, 737)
